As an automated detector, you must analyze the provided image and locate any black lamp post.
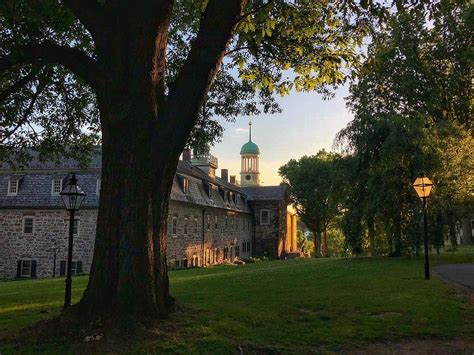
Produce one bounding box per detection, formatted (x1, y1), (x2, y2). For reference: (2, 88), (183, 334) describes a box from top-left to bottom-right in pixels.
(412, 173), (433, 280)
(59, 173), (86, 310)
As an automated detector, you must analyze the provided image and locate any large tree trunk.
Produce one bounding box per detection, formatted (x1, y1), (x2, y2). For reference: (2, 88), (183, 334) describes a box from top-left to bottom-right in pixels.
(74, 0), (248, 320)
(447, 210), (458, 250)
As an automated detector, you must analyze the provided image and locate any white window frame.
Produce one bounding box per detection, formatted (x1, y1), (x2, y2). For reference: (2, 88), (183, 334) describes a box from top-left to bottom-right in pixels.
(96, 178), (101, 195)
(23, 216), (34, 235)
(260, 209), (270, 225)
(20, 260), (32, 277)
(172, 216), (178, 236)
(7, 180), (19, 196)
(51, 178), (63, 195)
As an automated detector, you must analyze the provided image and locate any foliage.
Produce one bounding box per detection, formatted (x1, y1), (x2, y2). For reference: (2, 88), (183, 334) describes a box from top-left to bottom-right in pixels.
(279, 150), (344, 256)
(335, 1), (473, 256)
(0, 0), (394, 161)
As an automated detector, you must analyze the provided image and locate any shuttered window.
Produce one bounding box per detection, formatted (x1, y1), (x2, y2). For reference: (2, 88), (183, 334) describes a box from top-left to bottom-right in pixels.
(59, 261), (83, 276)
(16, 260), (37, 278)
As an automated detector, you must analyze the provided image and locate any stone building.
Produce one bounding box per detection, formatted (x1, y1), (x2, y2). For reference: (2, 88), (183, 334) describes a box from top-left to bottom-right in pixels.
(0, 125), (298, 279)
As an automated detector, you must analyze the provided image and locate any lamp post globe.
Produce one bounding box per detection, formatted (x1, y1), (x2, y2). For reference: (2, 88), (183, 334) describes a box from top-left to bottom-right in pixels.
(59, 173), (86, 310)
(412, 173), (433, 280)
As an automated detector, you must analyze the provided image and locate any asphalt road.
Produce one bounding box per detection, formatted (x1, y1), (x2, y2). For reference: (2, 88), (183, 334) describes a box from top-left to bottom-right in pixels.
(433, 263), (474, 289)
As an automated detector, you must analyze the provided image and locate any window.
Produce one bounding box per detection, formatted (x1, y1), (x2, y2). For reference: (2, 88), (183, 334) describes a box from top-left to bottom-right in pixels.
(194, 217), (198, 233)
(242, 241), (247, 253)
(191, 255), (199, 267)
(59, 261), (83, 276)
(17, 260), (37, 278)
(214, 215), (218, 229)
(207, 214), (211, 230)
(235, 245), (240, 257)
(69, 218), (79, 236)
(225, 215), (228, 228)
(260, 210), (270, 225)
(247, 241), (251, 252)
(248, 219), (251, 230)
(208, 184), (213, 198)
(183, 178), (190, 193)
(184, 218), (188, 235)
(223, 246), (229, 260)
(182, 259), (188, 268)
(51, 178), (62, 195)
(96, 178), (101, 195)
(229, 192), (233, 204)
(174, 259), (181, 268)
(7, 180), (19, 196)
(172, 217), (178, 235)
(23, 217), (34, 235)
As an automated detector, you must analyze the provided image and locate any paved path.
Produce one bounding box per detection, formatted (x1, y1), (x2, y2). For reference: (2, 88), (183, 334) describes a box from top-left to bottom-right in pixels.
(433, 263), (474, 289)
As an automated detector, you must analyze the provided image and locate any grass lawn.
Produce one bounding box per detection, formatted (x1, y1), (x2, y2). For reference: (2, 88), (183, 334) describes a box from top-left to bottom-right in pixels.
(1, 247), (473, 353)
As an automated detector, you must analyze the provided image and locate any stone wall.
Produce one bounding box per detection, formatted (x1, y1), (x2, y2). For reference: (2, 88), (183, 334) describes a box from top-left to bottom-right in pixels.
(0, 209), (97, 279)
(167, 201), (253, 268)
(0, 202), (254, 279)
(249, 200), (287, 259)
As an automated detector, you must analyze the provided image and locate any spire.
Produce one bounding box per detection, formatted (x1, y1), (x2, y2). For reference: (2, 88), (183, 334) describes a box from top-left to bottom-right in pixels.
(249, 118), (252, 142)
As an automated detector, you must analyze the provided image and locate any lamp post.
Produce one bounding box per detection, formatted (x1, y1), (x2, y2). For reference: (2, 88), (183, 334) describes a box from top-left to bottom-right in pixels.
(59, 173), (86, 310)
(412, 173), (433, 280)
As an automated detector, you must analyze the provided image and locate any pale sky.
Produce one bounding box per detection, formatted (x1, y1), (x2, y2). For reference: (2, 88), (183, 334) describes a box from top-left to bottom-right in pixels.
(212, 85), (353, 186)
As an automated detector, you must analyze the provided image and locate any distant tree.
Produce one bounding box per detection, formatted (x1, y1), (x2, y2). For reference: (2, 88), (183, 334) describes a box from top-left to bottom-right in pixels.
(279, 150), (344, 257)
(336, 1), (472, 256)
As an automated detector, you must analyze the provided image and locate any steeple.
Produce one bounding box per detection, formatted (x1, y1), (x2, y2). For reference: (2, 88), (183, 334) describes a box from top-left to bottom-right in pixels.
(240, 118), (261, 186)
(249, 119), (252, 142)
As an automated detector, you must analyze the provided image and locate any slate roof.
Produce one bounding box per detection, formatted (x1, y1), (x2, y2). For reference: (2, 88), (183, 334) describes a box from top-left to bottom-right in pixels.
(240, 186), (288, 201)
(0, 154), (276, 212)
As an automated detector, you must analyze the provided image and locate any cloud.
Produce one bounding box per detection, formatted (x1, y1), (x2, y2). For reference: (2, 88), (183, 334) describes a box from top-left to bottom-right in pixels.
(232, 128), (249, 135)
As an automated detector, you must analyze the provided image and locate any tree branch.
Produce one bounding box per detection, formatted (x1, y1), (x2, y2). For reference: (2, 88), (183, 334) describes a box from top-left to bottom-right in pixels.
(0, 68), (38, 103)
(162, 0), (249, 151)
(0, 42), (103, 91)
(1, 70), (52, 143)
(62, 0), (107, 43)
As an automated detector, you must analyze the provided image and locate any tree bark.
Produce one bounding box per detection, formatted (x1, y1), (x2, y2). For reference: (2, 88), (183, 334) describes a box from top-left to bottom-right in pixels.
(76, 0), (248, 320)
(323, 230), (328, 257)
(367, 216), (376, 257)
(314, 231), (322, 257)
(392, 210), (402, 257)
(447, 210), (458, 250)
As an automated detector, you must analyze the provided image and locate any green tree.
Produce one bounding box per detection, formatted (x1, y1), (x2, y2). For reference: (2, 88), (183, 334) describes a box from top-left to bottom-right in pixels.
(279, 150), (344, 257)
(337, 1), (472, 256)
(1, 0), (397, 320)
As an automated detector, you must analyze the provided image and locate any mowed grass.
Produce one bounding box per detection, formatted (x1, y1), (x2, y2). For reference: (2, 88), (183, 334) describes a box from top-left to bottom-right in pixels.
(1, 247), (474, 353)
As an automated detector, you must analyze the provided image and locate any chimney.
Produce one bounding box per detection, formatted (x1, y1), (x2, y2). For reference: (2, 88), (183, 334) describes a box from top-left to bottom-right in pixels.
(182, 148), (192, 161)
(221, 169), (229, 182)
(230, 175), (236, 184)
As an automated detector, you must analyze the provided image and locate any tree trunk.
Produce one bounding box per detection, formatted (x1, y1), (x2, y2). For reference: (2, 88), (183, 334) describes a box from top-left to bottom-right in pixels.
(314, 231), (322, 257)
(392, 210), (402, 257)
(74, 0), (248, 321)
(447, 210), (458, 250)
(367, 216), (376, 257)
(323, 230), (328, 257)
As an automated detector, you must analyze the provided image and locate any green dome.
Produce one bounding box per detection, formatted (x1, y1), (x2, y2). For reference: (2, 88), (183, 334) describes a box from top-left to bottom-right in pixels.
(240, 140), (260, 155)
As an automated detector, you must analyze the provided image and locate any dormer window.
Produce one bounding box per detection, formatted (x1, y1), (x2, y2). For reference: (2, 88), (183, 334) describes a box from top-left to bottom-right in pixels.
(207, 184), (213, 199)
(183, 178), (190, 193)
(229, 192), (233, 204)
(51, 178), (63, 195)
(7, 180), (19, 196)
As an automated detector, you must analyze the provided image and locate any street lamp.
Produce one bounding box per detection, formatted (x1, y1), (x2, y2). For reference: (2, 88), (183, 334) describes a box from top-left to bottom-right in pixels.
(412, 173), (433, 280)
(59, 173), (86, 310)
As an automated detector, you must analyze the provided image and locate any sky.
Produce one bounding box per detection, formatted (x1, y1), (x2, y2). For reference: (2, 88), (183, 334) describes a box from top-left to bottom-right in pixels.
(211, 85), (354, 186)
